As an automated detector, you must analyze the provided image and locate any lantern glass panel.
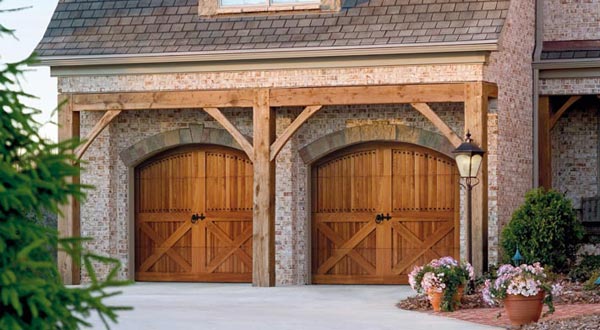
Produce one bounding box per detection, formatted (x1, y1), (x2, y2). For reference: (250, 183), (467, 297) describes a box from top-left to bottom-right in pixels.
(455, 154), (472, 178)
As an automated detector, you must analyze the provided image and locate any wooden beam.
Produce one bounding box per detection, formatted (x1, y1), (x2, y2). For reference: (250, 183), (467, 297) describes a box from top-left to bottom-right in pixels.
(464, 82), (488, 274)
(539, 96), (552, 189)
(70, 84), (466, 112)
(203, 107), (254, 162)
(75, 110), (121, 160)
(483, 82), (498, 99)
(410, 103), (462, 147)
(269, 83), (465, 106)
(270, 105), (322, 161)
(71, 90), (255, 111)
(57, 94), (81, 285)
(252, 89), (276, 287)
(550, 96), (581, 129)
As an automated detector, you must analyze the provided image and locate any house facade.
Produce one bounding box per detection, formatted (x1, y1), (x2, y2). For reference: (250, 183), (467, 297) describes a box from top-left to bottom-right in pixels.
(536, 0), (600, 238)
(37, 0), (544, 286)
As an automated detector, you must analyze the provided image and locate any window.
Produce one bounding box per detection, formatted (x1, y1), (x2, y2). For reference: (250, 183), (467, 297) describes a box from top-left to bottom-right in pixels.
(199, 0), (339, 16)
(220, 0), (318, 6)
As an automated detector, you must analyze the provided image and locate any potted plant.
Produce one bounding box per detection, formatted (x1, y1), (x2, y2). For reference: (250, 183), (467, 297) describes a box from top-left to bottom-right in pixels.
(408, 256), (474, 312)
(482, 263), (562, 326)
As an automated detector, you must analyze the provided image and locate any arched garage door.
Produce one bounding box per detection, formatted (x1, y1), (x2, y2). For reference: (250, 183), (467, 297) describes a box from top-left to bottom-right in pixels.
(135, 146), (253, 282)
(311, 143), (459, 284)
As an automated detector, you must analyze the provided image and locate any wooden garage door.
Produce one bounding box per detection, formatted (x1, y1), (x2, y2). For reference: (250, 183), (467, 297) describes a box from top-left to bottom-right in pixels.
(311, 143), (459, 284)
(135, 146), (253, 282)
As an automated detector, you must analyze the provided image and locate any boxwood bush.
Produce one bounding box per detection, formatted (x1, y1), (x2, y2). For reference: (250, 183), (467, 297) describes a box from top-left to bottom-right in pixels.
(501, 188), (585, 273)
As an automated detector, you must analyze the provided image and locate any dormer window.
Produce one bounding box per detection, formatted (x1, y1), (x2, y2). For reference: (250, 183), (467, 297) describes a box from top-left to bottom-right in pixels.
(220, 0), (319, 6)
(200, 0), (339, 15)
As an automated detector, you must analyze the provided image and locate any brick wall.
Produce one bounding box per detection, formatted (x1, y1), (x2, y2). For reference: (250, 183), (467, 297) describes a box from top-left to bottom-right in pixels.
(65, 63), (496, 284)
(58, 64), (484, 93)
(78, 103), (468, 285)
(484, 0), (536, 262)
(543, 0), (600, 41)
(552, 104), (599, 209)
(540, 78), (600, 95)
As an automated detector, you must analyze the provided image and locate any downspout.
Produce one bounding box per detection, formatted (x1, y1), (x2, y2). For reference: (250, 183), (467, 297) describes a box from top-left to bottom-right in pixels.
(532, 0), (544, 188)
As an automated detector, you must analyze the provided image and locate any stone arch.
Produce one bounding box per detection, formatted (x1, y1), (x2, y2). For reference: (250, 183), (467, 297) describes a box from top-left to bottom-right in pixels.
(298, 123), (456, 164)
(120, 124), (251, 167)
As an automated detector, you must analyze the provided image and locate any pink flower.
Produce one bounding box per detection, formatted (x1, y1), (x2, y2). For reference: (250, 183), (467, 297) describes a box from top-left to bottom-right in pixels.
(408, 266), (423, 291)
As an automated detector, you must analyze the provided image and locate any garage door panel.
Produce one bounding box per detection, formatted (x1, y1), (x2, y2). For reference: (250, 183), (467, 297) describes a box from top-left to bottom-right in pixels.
(313, 143), (459, 284)
(135, 146), (252, 282)
(206, 152), (253, 212)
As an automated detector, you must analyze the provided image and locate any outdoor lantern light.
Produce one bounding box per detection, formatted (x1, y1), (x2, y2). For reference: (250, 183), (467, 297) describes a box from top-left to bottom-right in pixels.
(453, 131), (486, 268)
(453, 131), (485, 180)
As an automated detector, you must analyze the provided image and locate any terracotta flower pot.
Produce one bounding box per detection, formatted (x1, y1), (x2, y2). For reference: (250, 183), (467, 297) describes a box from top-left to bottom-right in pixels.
(503, 291), (545, 326)
(428, 286), (464, 312)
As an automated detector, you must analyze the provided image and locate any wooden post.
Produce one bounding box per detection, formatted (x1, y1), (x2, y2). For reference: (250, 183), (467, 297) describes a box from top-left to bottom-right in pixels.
(464, 82), (488, 274)
(252, 89), (276, 287)
(57, 94), (81, 285)
(538, 96), (552, 189)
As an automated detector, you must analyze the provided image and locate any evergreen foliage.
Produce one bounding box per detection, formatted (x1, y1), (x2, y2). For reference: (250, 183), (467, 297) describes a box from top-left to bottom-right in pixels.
(0, 9), (130, 329)
(501, 188), (585, 273)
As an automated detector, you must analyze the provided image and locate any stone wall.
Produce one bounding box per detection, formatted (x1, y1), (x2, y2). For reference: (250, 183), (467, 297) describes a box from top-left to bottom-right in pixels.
(543, 0), (600, 41)
(483, 0), (536, 262)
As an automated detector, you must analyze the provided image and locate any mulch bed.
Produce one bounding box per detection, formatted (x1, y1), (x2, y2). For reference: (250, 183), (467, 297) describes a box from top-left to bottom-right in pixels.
(397, 282), (600, 329)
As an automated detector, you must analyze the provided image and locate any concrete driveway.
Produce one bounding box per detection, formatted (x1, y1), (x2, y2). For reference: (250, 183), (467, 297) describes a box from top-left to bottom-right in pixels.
(88, 283), (498, 330)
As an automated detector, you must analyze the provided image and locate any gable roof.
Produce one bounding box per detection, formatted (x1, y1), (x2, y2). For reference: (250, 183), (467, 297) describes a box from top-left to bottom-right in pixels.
(36, 0), (508, 63)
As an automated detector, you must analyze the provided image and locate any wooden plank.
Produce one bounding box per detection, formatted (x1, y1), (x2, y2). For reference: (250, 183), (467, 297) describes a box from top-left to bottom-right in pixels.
(376, 148), (392, 276)
(75, 110), (121, 160)
(139, 222), (192, 272)
(410, 103), (462, 147)
(464, 82), (489, 274)
(203, 107), (254, 162)
(550, 95), (581, 129)
(391, 224), (454, 274)
(71, 89), (255, 111)
(57, 94), (81, 285)
(136, 272), (251, 282)
(316, 223), (376, 275)
(270, 105), (322, 161)
(71, 84), (466, 112)
(538, 96), (552, 189)
(252, 89), (276, 287)
(270, 84), (465, 106)
(316, 222), (377, 275)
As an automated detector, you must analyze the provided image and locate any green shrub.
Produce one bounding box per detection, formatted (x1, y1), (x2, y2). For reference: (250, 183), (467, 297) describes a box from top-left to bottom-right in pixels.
(569, 255), (600, 282)
(0, 14), (130, 329)
(501, 188), (585, 273)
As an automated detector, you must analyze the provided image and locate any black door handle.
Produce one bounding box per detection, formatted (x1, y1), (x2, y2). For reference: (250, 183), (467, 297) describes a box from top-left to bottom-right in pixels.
(191, 213), (206, 224)
(375, 213), (392, 224)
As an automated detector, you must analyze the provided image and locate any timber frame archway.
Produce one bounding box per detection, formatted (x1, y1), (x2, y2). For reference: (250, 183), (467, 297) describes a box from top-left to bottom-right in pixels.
(305, 133), (460, 284)
(58, 82), (497, 286)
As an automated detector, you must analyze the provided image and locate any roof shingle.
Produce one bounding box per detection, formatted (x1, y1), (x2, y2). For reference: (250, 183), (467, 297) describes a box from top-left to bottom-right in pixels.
(36, 0), (508, 57)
